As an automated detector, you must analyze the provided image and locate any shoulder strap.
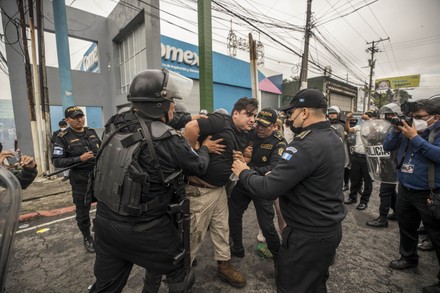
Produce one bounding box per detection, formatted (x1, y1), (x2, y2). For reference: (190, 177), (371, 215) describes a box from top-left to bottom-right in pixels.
(428, 126), (440, 189)
(135, 113), (166, 183)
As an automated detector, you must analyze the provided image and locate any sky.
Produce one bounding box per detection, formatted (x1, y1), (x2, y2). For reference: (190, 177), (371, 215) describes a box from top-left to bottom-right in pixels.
(1, 0), (439, 101)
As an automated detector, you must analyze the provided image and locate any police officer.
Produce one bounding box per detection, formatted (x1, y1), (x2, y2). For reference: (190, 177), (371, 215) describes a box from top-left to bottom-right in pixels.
(229, 108), (286, 263)
(328, 106), (350, 191)
(52, 106), (101, 253)
(89, 69), (223, 293)
(365, 103), (399, 228)
(232, 89), (346, 292)
(384, 98), (440, 292)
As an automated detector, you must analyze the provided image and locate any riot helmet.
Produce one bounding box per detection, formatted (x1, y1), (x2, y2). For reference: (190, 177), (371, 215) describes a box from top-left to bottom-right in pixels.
(379, 103), (401, 121)
(199, 109), (209, 115)
(327, 106), (341, 123)
(128, 69), (193, 121)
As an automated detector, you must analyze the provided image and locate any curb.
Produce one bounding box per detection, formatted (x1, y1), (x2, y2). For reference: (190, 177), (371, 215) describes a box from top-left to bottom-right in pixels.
(19, 203), (97, 222)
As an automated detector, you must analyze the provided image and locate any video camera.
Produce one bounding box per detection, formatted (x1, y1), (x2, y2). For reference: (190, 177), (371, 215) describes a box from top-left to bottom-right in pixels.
(400, 101), (418, 115)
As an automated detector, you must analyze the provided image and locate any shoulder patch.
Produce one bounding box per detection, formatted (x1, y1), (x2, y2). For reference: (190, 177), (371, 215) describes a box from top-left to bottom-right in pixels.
(278, 147), (285, 156)
(294, 130), (311, 140)
(53, 146), (64, 156)
(281, 146), (298, 161)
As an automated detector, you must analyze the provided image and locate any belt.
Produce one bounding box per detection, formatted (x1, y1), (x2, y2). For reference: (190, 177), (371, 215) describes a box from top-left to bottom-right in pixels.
(402, 185), (440, 194)
(352, 152), (366, 158)
(186, 181), (216, 189)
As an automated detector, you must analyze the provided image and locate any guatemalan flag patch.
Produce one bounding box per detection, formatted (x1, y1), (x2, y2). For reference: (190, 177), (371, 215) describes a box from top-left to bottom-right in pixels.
(281, 146), (298, 161)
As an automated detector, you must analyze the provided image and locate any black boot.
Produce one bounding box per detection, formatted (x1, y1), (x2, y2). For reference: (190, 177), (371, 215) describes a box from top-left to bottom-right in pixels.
(366, 217), (388, 228)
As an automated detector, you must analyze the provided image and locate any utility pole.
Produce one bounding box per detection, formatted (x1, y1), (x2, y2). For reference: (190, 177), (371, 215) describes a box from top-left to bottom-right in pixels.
(299, 0), (312, 90)
(198, 0), (214, 113)
(28, 0), (47, 174)
(18, 0), (42, 173)
(36, 0), (52, 173)
(366, 37), (389, 110)
(249, 33), (261, 111)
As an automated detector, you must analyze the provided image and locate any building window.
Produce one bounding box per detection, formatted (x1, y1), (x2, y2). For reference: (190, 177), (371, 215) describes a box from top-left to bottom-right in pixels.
(119, 23), (147, 93)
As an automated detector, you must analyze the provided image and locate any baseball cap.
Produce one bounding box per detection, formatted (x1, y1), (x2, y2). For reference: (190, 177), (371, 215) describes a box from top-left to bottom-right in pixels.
(364, 109), (376, 118)
(65, 106), (84, 118)
(256, 108), (277, 127)
(279, 89), (328, 113)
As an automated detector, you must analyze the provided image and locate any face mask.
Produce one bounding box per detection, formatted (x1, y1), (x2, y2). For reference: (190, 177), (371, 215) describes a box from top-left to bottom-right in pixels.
(289, 110), (304, 135)
(413, 119), (428, 132)
(60, 127), (67, 131)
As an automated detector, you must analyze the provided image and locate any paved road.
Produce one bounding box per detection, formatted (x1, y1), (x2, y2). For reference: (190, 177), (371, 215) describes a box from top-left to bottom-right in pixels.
(5, 181), (439, 292)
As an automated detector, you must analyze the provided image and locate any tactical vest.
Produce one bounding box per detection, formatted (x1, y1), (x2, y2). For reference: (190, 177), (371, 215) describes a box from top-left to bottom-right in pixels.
(92, 113), (177, 216)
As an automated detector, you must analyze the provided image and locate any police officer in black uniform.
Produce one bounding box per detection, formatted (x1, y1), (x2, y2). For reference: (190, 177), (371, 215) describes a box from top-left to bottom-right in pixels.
(52, 106), (101, 253)
(229, 108), (286, 262)
(232, 89), (346, 293)
(89, 69), (223, 293)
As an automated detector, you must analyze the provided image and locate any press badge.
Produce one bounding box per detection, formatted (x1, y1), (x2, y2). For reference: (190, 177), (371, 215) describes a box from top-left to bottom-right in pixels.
(401, 163), (414, 174)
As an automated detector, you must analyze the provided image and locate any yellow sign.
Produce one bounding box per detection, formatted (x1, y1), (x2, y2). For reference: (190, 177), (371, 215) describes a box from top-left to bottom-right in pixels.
(375, 75), (420, 90)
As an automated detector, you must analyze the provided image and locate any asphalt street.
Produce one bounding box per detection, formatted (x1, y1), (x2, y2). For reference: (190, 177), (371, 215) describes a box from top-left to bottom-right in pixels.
(5, 179), (439, 292)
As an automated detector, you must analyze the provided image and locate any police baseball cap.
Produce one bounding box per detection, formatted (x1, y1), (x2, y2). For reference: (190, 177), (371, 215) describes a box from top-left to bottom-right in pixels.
(256, 108), (277, 127)
(279, 89), (328, 113)
(65, 106), (84, 118)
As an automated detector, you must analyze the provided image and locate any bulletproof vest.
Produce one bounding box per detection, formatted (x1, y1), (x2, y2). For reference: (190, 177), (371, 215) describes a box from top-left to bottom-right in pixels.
(92, 115), (177, 216)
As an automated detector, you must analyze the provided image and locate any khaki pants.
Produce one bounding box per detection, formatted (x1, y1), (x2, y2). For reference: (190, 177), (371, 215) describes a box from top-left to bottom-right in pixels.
(187, 185), (231, 262)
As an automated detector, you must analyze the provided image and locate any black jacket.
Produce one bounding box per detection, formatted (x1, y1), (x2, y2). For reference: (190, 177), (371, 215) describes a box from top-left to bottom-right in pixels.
(239, 121), (347, 231)
(51, 127), (101, 174)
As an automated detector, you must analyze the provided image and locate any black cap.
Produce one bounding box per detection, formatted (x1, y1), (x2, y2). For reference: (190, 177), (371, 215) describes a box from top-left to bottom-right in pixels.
(65, 106), (84, 119)
(256, 108), (277, 126)
(279, 89), (328, 113)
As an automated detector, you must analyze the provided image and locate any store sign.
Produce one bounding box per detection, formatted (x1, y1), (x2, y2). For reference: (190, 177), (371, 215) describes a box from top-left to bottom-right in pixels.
(161, 44), (199, 67)
(79, 43), (99, 73)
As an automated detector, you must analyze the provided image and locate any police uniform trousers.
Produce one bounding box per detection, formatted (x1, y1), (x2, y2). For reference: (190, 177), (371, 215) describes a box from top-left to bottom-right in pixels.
(348, 154), (372, 203)
(396, 183), (440, 279)
(90, 214), (186, 293)
(378, 183), (397, 218)
(187, 184), (230, 262)
(69, 170), (92, 237)
(228, 181), (280, 258)
(277, 224), (342, 293)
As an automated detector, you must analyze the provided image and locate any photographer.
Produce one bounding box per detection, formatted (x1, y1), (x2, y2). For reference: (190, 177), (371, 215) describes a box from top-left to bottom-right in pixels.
(0, 150), (37, 189)
(383, 98), (440, 293)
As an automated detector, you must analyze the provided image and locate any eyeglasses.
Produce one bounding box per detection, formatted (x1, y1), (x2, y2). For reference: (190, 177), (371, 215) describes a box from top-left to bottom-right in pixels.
(413, 114), (432, 120)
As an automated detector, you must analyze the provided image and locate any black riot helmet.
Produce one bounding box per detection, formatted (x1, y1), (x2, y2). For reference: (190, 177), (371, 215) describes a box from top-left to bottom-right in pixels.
(127, 69), (193, 121)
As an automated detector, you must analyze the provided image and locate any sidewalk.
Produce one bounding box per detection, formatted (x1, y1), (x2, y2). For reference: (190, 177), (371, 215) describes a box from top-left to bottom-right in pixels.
(20, 176), (75, 222)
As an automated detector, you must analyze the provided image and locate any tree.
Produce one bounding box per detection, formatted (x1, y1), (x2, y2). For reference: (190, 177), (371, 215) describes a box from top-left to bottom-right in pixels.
(373, 91), (388, 109)
(395, 89), (412, 104)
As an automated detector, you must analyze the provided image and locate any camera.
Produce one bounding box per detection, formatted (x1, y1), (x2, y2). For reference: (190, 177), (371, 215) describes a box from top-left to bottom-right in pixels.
(400, 102), (418, 115)
(6, 152), (22, 166)
(390, 115), (413, 127)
